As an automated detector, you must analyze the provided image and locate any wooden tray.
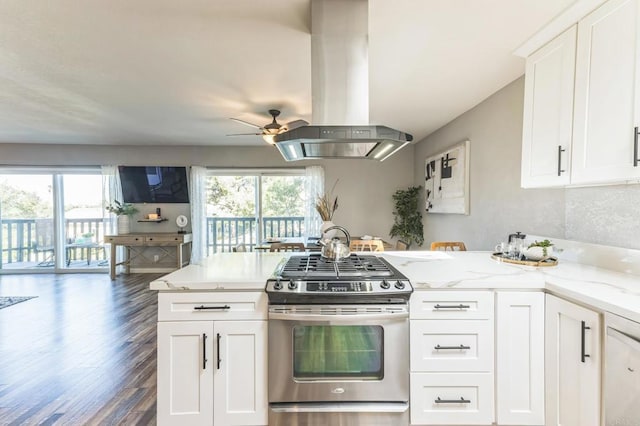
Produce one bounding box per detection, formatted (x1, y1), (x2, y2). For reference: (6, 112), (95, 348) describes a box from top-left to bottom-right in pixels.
(491, 253), (558, 267)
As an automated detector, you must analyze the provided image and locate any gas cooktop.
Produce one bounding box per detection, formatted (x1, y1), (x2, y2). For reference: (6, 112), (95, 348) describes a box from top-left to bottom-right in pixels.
(265, 253), (413, 304)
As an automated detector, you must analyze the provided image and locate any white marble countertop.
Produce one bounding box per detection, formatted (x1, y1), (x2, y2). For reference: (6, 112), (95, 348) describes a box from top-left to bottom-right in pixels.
(382, 251), (640, 323)
(150, 249), (640, 323)
(149, 252), (287, 291)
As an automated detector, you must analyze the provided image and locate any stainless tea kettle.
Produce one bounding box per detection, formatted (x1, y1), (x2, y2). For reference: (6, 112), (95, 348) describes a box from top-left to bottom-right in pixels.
(318, 225), (351, 262)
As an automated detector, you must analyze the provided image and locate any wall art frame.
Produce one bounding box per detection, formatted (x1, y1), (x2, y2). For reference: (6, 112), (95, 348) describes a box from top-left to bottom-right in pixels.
(424, 140), (470, 215)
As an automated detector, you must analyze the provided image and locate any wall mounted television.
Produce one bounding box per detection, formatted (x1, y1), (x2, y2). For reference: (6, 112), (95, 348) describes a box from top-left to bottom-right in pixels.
(119, 166), (190, 203)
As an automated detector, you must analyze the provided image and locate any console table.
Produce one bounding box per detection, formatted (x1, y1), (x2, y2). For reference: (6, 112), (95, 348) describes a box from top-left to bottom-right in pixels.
(105, 233), (192, 280)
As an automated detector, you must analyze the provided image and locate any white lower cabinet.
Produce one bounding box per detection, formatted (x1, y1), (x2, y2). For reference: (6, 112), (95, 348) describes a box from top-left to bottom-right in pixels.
(496, 292), (545, 425)
(545, 294), (601, 426)
(156, 292), (268, 426)
(157, 321), (214, 425)
(410, 291), (494, 425)
(411, 290), (547, 426)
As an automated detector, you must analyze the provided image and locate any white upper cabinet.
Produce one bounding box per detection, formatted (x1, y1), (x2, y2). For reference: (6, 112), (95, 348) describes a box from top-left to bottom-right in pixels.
(521, 26), (577, 188)
(520, 0), (640, 187)
(572, 0), (640, 184)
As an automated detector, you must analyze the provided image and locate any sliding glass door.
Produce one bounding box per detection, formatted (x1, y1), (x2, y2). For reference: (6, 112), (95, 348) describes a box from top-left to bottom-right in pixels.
(0, 168), (107, 273)
(0, 174), (55, 270)
(205, 171), (306, 253)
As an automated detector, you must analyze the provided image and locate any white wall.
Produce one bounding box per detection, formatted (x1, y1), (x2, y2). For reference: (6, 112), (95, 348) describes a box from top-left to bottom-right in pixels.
(413, 76), (640, 251)
(413, 77), (565, 250)
(0, 142), (415, 240)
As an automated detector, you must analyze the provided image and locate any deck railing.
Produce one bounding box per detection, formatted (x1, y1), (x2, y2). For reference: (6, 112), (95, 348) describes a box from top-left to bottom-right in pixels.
(205, 216), (305, 254)
(1, 216), (306, 265)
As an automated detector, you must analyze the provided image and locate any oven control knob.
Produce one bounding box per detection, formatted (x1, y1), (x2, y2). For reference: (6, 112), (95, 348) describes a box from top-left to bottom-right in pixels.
(394, 280), (406, 290)
(380, 280), (391, 289)
(273, 281), (283, 290)
(288, 281), (298, 290)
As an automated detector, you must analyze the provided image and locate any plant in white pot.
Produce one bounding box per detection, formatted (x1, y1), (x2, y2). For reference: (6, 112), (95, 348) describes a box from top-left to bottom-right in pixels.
(522, 239), (554, 261)
(106, 200), (138, 235)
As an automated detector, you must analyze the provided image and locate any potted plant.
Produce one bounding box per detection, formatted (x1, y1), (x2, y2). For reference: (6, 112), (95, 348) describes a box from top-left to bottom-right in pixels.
(389, 186), (424, 247)
(106, 200), (138, 234)
(522, 239), (554, 261)
(315, 180), (339, 239)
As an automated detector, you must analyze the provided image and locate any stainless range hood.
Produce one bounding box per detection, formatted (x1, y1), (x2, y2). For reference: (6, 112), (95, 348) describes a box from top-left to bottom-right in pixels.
(274, 0), (412, 161)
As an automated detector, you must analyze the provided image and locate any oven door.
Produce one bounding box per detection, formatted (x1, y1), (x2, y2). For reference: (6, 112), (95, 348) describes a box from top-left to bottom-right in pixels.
(268, 304), (409, 404)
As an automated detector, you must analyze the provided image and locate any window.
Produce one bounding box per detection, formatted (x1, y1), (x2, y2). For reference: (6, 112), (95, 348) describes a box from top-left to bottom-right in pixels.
(204, 170), (308, 253)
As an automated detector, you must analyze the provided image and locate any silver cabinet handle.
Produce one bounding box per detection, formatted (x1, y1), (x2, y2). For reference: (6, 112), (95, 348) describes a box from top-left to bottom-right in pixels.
(634, 126), (639, 167)
(194, 305), (230, 311)
(435, 397), (471, 404)
(434, 344), (471, 350)
(202, 333), (207, 370)
(434, 304), (470, 310)
(557, 145), (566, 175)
(581, 320), (591, 363)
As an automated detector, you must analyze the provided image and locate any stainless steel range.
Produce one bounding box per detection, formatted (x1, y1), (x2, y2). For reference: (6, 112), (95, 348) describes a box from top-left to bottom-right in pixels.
(266, 253), (412, 426)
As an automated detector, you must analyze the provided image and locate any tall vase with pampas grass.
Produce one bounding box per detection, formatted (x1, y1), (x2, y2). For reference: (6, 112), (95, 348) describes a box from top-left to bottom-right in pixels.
(315, 181), (339, 239)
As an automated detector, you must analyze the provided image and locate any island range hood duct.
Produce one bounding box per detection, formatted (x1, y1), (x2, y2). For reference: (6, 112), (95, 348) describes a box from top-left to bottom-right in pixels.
(274, 0), (413, 161)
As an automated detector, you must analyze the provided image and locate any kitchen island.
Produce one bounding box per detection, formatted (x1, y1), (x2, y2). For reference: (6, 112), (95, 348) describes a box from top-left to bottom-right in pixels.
(151, 243), (640, 426)
(151, 248), (640, 323)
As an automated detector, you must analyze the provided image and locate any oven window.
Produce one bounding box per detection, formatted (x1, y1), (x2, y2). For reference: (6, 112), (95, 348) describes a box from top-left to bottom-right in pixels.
(293, 325), (383, 379)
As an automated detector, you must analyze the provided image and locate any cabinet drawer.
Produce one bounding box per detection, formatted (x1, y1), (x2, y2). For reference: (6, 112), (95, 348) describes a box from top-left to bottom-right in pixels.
(158, 292), (267, 321)
(410, 320), (493, 372)
(410, 372), (494, 425)
(145, 235), (185, 244)
(410, 291), (493, 320)
(105, 235), (144, 245)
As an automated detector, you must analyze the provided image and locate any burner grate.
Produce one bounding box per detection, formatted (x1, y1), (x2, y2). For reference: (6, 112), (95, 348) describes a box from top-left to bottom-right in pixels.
(280, 254), (393, 278)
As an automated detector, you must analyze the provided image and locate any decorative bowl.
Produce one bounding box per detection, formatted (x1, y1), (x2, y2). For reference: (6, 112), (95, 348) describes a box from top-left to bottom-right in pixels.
(522, 246), (554, 261)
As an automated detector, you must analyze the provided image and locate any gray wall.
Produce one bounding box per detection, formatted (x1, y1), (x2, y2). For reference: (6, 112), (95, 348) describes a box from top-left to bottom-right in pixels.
(0, 142), (415, 240)
(413, 76), (640, 250)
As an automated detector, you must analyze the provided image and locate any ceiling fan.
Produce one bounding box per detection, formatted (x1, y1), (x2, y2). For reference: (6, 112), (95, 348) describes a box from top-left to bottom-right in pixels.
(227, 109), (309, 145)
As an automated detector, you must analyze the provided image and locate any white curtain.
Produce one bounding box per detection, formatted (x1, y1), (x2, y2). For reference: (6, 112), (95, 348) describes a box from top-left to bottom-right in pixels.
(304, 166), (324, 239)
(189, 166), (207, 263)
(101, 165), (124, 273)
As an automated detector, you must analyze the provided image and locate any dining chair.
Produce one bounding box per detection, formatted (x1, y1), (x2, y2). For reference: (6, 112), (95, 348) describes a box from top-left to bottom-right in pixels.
(430, 241), (467, 251)
(350, 239), (385, 252)
(270, 242), (306, 252)
(395, 240), (410, 251)
(34, 219), (55, 266)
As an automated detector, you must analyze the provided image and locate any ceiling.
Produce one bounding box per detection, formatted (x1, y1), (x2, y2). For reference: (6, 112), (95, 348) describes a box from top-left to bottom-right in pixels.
(0, 0), (576, 147)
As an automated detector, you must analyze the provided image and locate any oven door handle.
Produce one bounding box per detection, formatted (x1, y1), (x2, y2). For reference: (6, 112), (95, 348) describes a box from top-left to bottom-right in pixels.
(268, 312), (408, 322)
(269, 402), (409, 413)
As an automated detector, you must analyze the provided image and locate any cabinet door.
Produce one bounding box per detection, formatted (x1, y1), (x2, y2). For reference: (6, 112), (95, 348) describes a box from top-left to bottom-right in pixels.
(157, 321), (214, 426)
(496, 292), (545, 425)
(213, 320), (268, 426)
(572, 0), (640, 184)
(521, 26), (576, 188)
(545, 294), (601, 426)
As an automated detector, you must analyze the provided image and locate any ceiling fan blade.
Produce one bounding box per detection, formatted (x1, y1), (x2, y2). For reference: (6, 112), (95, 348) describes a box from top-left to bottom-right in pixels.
(229, 117), (264, 130)
(226, 132), (262, 136)
(282, 119), (309, 132)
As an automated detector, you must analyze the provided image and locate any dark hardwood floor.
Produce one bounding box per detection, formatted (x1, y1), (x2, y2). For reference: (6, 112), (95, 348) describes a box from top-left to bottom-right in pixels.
(0, 272), (164, 425)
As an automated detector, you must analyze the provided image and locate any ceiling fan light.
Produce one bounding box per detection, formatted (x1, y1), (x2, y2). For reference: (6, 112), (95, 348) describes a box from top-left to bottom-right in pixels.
(262, 134), (276, 145)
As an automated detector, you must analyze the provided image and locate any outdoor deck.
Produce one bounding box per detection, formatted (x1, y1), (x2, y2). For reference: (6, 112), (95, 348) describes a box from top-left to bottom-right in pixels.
(1, 216), (305, 270)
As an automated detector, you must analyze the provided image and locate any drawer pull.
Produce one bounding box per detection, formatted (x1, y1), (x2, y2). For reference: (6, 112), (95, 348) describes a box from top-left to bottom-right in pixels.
(194, 305), (231, 311)
(202, 333), (208, 370)
(216, 333), (222, 370)
(435, 397), (471, 404)
(434, 304), (470, 310)
(581, 320), (591, 363)
(434, 344), (471, 350)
